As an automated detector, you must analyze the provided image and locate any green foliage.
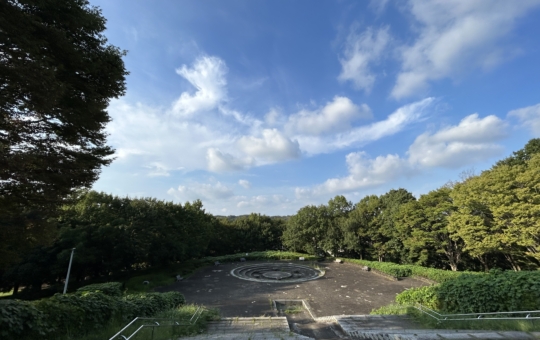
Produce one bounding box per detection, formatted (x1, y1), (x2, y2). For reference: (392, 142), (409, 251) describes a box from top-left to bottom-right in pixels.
(370, 303), (411, 315)
(77, 282), (123, 297)
(0, 288), (185, 340)
(0, 299), (46, 338)
(395, 286), (440, 309)
(403, 265), (475, 283)
(345, 259), (412, 278)
(122, 292), (185, 319)
(436, 270), (540, 313)
(0, 0), (127, 270)
(202, 250), (318, 264)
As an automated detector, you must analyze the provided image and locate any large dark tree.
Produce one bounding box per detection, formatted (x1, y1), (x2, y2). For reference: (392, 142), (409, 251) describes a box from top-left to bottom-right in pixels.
(0, 0), (127, 268)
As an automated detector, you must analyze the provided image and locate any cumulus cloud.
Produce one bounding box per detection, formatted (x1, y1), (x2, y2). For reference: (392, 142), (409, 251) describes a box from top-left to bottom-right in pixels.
(298, 112), (508, 197)
(107, 100), (223, 171)
(407, 113), (508, 168)
(508, 103), (540, 135)
(236, 195), (289, 209)
(172, 56), (228, 115)
(238, 179), (251, 189)
(145, 162), (171, 177)
(296, 152), (410, 197)
(338, 26), (391, 92)
(167, 181), (234, 201)
(237, 129), (301, 163)
(206, 148), (251, 172)
(391, 0), (540, 99)
(285, 96), (372, 136)
(296, 97), (434, 154)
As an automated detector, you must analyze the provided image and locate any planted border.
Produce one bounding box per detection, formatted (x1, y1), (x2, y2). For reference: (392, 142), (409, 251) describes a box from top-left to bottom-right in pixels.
(0, 284), (185, 340)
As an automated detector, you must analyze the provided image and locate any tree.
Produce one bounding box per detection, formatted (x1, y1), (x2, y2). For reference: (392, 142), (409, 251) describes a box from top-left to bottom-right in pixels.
(376, 189), (416, 262)
(346, 195), (383, 260)
(0, 0), (128, 268)
(495, 138), (540, 167)
(396, 187), (464, 270)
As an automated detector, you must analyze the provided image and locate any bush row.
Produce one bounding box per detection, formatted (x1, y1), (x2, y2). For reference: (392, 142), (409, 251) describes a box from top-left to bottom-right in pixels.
(200, 250), (318, 264)
(393, 270), (540, 313)
(344, 259), (413, 278)
(76, 282), (124, 297)
(0, 283), (185, 340)
(343, 258), (479, 282)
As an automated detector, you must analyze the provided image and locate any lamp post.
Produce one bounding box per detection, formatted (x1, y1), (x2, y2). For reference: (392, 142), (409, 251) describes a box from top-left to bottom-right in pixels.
(63, 248), (76, 294)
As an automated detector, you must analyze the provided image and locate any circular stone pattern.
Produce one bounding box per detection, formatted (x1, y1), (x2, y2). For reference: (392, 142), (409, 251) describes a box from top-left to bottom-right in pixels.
(231, 263), (324, 283)
(262, 271), (292, 280)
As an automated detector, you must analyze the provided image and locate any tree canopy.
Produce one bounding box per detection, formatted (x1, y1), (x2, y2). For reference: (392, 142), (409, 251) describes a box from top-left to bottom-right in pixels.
(0, 0), (128, 268)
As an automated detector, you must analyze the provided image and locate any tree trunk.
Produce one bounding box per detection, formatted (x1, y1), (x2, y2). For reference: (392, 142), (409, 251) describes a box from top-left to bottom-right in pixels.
(477, 255), (489, 272)
(504, 253), (521, 271)
(449, 263), (458, 271)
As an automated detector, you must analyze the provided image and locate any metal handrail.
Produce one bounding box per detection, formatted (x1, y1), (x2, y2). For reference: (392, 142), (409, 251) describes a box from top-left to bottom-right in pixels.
(414, 304), (540, 321)
(109, 306), (203, 340)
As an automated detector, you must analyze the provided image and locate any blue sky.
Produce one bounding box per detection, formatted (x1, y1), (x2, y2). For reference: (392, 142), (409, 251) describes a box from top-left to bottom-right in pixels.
(91, 0), (540, 215)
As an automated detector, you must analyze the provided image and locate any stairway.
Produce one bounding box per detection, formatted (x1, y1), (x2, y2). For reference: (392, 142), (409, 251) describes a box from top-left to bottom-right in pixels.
(335, 315), (540, 340)
(182, 317), (314, 339)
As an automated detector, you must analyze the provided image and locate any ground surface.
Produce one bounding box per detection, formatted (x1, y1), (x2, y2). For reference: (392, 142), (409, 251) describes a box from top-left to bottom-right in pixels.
(157, 260), (426, 318)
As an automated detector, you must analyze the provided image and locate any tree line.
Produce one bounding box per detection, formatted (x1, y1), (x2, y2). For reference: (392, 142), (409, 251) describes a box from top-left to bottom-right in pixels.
(0, 191), (286, 294)
(2, 139), (539, 295)
(284, 139), (540, 272)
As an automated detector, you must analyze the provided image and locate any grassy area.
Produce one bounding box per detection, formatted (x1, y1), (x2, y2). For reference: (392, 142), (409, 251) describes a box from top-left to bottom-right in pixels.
(77, 304), (219, 340)
(0, 289), (13, 298)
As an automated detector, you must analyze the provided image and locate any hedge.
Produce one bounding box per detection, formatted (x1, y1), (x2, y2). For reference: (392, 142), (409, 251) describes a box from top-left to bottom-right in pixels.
(0, 283), (185, 340)
(76, 282), (123, 297)
(201, 251), (318, 264)
(393, 270), (540, 313)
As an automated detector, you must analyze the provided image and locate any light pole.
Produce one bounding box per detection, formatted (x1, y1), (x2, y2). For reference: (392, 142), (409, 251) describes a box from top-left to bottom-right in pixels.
(63, 248), (76, 294)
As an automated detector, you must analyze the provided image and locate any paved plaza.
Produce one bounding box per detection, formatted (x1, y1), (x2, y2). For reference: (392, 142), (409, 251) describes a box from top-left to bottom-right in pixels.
(158, 260), (426, 317)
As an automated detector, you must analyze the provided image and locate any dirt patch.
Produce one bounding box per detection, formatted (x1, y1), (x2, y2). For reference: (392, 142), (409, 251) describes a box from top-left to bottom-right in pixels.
(156, 260), (426, 318)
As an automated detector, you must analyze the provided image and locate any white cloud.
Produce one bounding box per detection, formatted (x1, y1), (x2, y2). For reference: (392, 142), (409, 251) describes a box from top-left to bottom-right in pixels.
(145, 162), (171, 177)
(237, 129), (301, 163)
(508, 103), (540, 135)
(107, 100), (223, 170)
(167, 181), (234, 201)
(285, 96), (372, 135)
(338, 26), (390, 92)
(369, 0), (390, 15)
(391, 0), (540, 99)
(298, 112), (508, 197)
(265, 108), (284, 127)
(206, 148), (251, 172)
(296, 152), (410, 197)
(407, 113), (507, 168)
(236, 195), (288, 209)
(172, 56), (228, 115)
(296, 97), (434, 154)
(238, 179), (251, 189)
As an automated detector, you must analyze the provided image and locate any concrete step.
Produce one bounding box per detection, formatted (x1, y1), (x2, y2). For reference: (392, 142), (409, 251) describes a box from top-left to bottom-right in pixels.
(335, 315), (540, 340)
(182, 317), (314, 339)
(182, 332), (313, 339)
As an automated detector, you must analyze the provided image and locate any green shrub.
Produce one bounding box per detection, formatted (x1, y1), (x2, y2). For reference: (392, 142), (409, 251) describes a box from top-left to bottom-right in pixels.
(201, 250), (318, 264)
(0, 299), (47, 338)
(395, 286), (439, 309)
(122, 291), (185, 319)
(345, 259), (412, 278)
(76, 282), (123, 297)
(437, 270), (540, 313)
(0, 290), (185, 339)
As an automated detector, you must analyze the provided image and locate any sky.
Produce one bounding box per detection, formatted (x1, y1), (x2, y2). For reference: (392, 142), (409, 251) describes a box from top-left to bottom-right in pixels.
(90, 0), (540, 216)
